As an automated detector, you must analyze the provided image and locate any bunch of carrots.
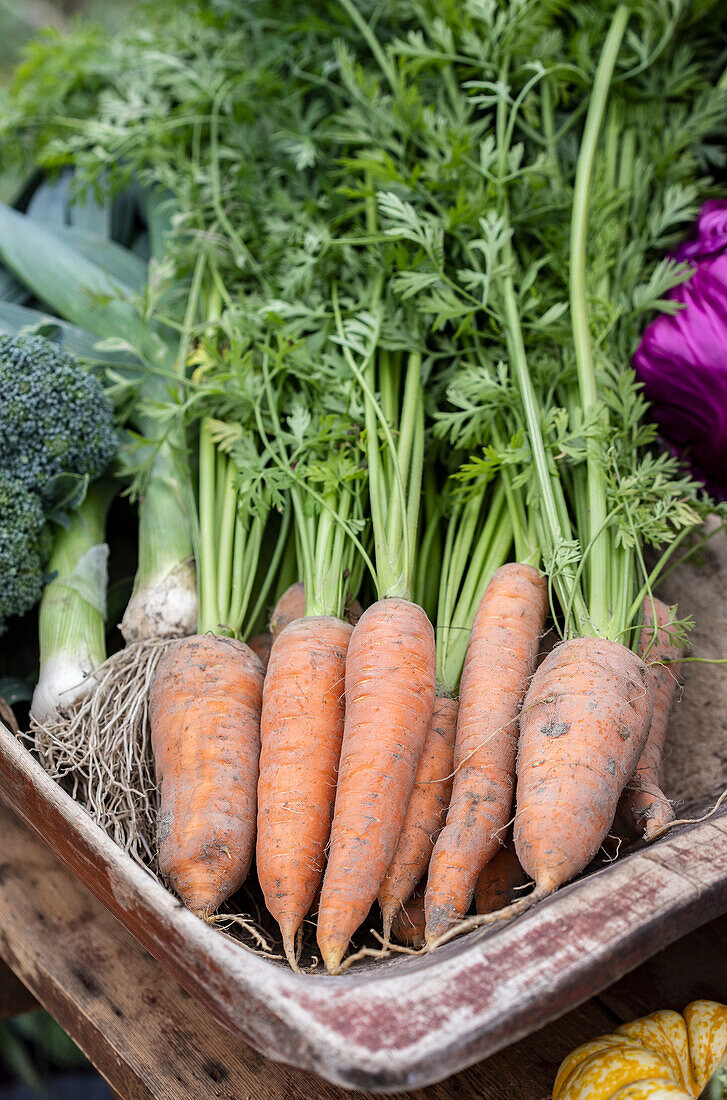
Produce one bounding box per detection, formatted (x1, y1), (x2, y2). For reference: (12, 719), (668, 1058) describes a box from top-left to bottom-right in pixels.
(2, 0), (725, 974)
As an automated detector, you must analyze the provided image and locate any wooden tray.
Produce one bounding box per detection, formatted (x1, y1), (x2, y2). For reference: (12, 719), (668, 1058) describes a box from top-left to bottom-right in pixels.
(1, 721), (726, 1093)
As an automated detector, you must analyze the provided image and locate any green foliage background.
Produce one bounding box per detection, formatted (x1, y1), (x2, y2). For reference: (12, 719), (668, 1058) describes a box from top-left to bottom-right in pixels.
(0, 0), (137, 202)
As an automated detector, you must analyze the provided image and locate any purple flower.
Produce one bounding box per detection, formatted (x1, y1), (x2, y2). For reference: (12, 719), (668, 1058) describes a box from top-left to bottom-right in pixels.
(634, 203), (727, 500)
(673, 199), (727, 262)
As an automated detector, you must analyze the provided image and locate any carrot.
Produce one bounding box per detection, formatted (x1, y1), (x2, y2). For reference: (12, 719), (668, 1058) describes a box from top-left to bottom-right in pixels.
(150, 634), (264, 917)
(391, 884), (426, 948)
(475, 844), (529, 915)
(378, 695), (457, 942)
(254, 345), (368, 969)
(617, 599), (682, 840)
(269, 581), (306, 638)
(257, 615), (352, 967)
(425, 563), (547, 942)
(247, 632), (272, 670)
(319, 285), (433, 972)
(345, 597), (364, 626)
(271, 583), (363, 640)
(514, 637), (654, 894)
(317, 597), (436, 973)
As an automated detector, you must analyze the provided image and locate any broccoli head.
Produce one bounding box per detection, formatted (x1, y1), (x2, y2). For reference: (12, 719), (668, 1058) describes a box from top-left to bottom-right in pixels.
(0, 334), (118, 502)
(0, 472), (53, 632)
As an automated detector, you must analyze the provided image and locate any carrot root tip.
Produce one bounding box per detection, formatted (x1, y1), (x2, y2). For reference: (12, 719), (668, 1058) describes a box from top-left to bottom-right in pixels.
(424, 903), (458, 945)
(643, 800), (676, 842)
(281, 927), (301, 972)
(423, 885), (552, 951)
(190, 903), (212, 920)
(320, 942), (346, 975)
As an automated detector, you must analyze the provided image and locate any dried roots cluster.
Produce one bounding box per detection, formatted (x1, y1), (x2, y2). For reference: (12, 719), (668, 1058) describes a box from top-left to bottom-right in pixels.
(29, 639), (167, 872)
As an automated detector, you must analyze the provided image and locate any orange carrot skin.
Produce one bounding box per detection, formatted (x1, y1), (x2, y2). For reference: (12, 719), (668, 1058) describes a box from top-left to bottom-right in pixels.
(150, 635), (264, 917)
(378, 695), (457, 939)
(257, 616), (352, 962)
(475, 846), (529, 915)
(269, 582), (306, 638)
(425, 564), (547, 942)
(391, 886), (426, 948)
(619, 599), (681, 840)
(515, 637), (654, 893)
(247, 632), (272, 670)
(317, 597), (436, 973)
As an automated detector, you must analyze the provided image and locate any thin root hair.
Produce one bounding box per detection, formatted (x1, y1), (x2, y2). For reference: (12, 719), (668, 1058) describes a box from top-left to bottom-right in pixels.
(29, 639), (169, 873)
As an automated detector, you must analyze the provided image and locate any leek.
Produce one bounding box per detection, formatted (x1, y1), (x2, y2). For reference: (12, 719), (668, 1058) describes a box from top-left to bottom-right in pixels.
(31, 482), (115, 722)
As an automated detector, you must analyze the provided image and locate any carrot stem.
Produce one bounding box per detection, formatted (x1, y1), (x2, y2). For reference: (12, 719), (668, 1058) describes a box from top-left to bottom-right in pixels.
(569, 4), (629, 636)
(437, 482), (513, 693)
(333, 177), (422, 602)
(413, 464), (442, 624)
(398, 350), (425, 566)
(242, 507), (291, 639)
(331, 305), (414, 598)
(197, 418), (220, 633)
(215, 453), (238, 621)
(438, 492), (480, 648)
(227, 514), (248, 628)
(501, 273), (586, 629)
(229, 515), (263, 635)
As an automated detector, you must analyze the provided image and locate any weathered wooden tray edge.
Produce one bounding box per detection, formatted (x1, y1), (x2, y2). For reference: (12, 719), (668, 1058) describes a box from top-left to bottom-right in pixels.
(1, 721), (726, 1094)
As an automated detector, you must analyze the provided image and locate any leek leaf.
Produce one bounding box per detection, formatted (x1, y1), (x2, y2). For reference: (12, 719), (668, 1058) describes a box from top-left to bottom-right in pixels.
(0, 300), (142, 366)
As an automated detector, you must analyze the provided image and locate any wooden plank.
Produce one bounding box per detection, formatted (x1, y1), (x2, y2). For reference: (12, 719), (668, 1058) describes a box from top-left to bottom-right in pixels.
(2, 720), (727, 1092)
(0, 799), (613, 1100)
(0, 958), (37, 1019)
